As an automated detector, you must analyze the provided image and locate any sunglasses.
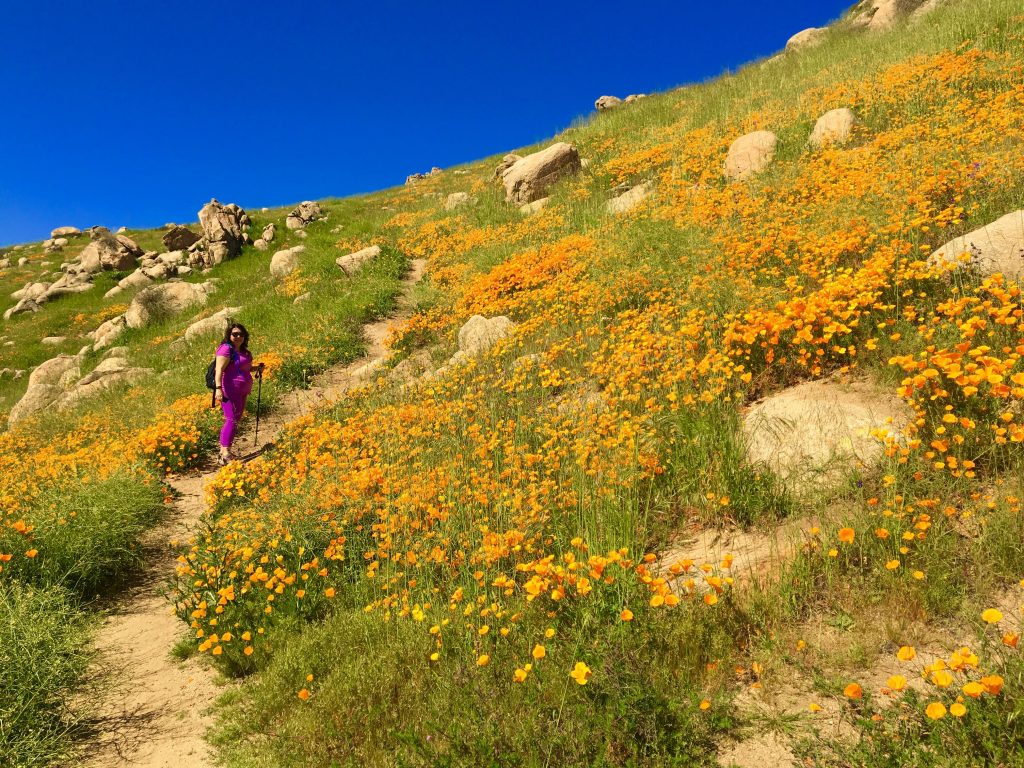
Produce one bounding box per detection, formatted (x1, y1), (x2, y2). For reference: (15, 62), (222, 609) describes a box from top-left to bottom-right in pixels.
(230, 331), (244, 337)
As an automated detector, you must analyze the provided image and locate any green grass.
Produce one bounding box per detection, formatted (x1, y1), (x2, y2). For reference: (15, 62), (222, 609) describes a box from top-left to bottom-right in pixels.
(0, 583), (92, 768)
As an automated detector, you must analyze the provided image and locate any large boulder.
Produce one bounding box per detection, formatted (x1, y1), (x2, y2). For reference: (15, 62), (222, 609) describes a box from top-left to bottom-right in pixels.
(493, 154), (522, 179)
(78, 229), (143, 272)
(744, 377), (911, 491)
(270, 245), (305, 279)
(198, 199), (250, 266)
(595, 95), (622, 111)
(502, 142), (582, 205)
(786, 27), (827, 51)
(50, 226), (82, 238)
(809, 108), (857, 148)
(852, 0), (939, 30)
(175, 306), (242, 347)
(723, 131), (778, 181)
(124, 281), (216, 329)
(606, 182), (653, 215)
(457, 315), (516, 356)
(285, 201), (325, 230)
(162, 225), (202, 251)
(8, 354), (81, 424)
(336, 245), (381, 275)
(928, 210), (1024, 281)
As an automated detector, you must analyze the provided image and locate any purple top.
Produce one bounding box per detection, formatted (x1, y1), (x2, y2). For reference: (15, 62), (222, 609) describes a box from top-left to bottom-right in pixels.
(216, 343), (253, 397)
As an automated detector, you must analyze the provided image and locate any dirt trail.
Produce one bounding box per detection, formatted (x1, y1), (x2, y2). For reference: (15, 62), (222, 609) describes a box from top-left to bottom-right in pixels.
(73, 259), (426, 768)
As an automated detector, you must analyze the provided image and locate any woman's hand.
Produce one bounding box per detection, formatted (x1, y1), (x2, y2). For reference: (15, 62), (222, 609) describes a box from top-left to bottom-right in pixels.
(215, 386), (224, 403)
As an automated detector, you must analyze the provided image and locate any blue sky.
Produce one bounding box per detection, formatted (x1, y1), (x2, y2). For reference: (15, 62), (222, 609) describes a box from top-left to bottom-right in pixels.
(0, 0), (852, 246)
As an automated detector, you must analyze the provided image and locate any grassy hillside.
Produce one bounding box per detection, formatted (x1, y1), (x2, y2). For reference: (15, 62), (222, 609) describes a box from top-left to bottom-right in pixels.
(4, 0), (1024, 765)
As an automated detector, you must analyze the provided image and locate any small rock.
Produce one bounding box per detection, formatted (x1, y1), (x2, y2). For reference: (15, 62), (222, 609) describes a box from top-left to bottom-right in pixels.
(41, 336), (66, 345)
(494, 153), (522, 179)
(444, 192), (474, 211)
(253, 239), (268, 251)
(606, 182), (653, 215)
(270, 246), (305, 279)
(336, 245), (381, 275)
(293, 292), (311, 304)
(285, 201), (325, 230)
(457, 315), (516, 356)
(519, 198), (549, 215)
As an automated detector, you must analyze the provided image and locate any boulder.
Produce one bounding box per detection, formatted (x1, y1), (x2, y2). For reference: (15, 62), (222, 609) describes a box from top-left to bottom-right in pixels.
(444, 192), (474, 211)
(270, 245), (305, 279)
(157, 251), (186, 266)
(162, 225), (201, 251)
(928, 210), (1024, 281)
(118, 270), (154, 290)
(253, 239), (269, 251)
(336, 245), (381, 275)
(724, 130), (778, 181)
(198, 199), (250, 266)
(809, 108), (857, 148)
(78, 229), (142, 272)
(175, 306), (242, 347)
(104, 286), (123, 299)
(285, 201), (325, 230)
(3, 298), (40, 321)
(40, 272), (93, 301)
(91, 315), (127, 350)
(43, 238), (68, 253)
(262, 223), (276, 243)
(519, 197), (549, 215)
(8, 355), (82, 424)
(606, 182), (653, 215)
(50, 226), (81, 238)
(502, 142), (582, 205)
(41, 336), (66, 345)
(142, 263), (172, 280)
(12, 282), (50, 302)
(457, 315), (516, 356)
(744, 377), (911, 490)
(623, 94), (646, 104)
(55, 358), (153, 411)
(786, 27), (827, 51)
(493, 154), (522, 179)
(595, 95), (622, 111)
(124, 281), (216, 329)
(0, 258), (9, 269)
(852, 0), (937, 30)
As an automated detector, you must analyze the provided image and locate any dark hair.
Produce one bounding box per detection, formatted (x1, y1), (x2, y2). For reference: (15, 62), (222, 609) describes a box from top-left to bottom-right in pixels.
(222, 322), (250, 353)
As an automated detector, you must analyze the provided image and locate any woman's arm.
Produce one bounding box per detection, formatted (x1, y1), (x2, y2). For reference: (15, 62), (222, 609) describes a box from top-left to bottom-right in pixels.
(214, 354), (229, 399)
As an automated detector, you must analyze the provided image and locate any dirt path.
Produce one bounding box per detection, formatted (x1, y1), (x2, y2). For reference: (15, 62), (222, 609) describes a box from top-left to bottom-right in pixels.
(73, 259), (426, 768)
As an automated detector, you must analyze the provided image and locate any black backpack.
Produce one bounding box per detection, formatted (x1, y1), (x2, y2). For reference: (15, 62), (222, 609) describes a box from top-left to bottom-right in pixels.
(205, 347), (238, 390)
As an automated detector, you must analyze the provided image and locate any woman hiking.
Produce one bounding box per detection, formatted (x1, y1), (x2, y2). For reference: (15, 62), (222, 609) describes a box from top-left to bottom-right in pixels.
(213, 322), (258, 465)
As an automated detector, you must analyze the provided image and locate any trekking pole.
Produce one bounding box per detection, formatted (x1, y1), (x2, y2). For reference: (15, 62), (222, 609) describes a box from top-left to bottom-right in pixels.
(253, 364), (265, 448)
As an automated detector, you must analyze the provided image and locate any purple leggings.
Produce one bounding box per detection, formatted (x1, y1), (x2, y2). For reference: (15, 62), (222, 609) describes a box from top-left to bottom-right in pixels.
(219, 391), (249, 447)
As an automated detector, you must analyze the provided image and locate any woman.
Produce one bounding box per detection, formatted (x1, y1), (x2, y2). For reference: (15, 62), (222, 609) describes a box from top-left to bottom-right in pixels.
(214, 322), (254, 465)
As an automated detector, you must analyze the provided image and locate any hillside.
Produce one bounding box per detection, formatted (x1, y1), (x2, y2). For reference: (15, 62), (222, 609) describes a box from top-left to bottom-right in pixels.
(3, 0), (1024, 766)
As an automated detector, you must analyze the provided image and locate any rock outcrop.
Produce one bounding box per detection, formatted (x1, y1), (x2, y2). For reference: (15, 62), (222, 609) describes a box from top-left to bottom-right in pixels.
(744, 377), (911, 490)
(724, 131), (778, 181)
(928, 210), (1024, 280)
(786, 27), (827, 51)
(162, 225), (202, 251)
(606, 182), (653, 215)
(8, 355), (81, 424)
(197, 199), (250, 266)
(285, 201), (325, 230)
(50, 226), (82, 238)
(809, 108), (857, 148)
(78, 229), (143, 272)
(502, 143), (582, 205)
(336, 245), (381, 275)
(124, 281), (217, 329)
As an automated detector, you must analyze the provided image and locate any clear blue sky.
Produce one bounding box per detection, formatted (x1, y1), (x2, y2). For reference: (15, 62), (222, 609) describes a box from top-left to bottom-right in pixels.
(0, 0), (852, 246)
